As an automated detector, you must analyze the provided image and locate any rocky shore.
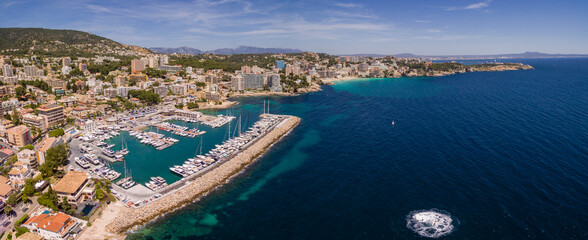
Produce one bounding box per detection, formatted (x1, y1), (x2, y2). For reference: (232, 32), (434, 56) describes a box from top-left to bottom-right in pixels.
(319, 63), (534, 83)
(106, 115), (301, 234)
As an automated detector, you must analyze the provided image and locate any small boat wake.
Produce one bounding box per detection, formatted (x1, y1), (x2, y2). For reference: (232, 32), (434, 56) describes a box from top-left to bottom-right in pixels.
(406, 209), (455, 238)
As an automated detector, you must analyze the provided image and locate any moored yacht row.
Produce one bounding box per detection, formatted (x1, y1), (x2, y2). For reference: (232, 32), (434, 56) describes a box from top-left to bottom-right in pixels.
(201, 114), (236, 128)
(170, 115), (285, 178)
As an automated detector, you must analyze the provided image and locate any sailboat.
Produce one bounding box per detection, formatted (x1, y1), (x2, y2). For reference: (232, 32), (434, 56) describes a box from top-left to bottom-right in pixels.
(118, 134), (129, 155)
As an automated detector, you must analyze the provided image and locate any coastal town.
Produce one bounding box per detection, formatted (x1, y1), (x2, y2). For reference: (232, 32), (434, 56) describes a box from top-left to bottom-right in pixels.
(0, 29), (535, 239)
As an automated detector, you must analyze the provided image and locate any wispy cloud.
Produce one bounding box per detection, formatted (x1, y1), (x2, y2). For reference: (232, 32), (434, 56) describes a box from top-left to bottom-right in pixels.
(446, 1), (491, 11)
(334, 3), (362, 8)
(86, 4), (112, 13)
(414, 20), (431, 23)
(2, 0), (27, 8)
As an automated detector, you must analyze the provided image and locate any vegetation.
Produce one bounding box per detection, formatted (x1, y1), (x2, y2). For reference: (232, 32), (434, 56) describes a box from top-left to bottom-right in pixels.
(37, 186), (58, 210)
(0, 28), (151, 57)
(23, 179), (36, 197)
(186, 102), (199, 109)
(19, 144), (34, 151)
(18, 80), (51, 92)
(171, 53), (285, 72)
(175, 103), (184, 109)
(14, 227), (29, 238)
(15, 214), (28, 226)
(6, 193), (18, 206)
(3, 205), (11, 215)
(48, 128), (65, 137)
(87, 59), (131, 76)
(144, 68), (168, 78)
(39, 144), (69, 177)
(127, 89), (161, 105)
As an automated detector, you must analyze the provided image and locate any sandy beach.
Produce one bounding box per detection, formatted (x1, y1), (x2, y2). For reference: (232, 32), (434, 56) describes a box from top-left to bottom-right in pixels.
(196, 100), (238, 110)
(105, 115), (300, 234)
(319, 76), (362, 83)
(230, 91), (298, 97)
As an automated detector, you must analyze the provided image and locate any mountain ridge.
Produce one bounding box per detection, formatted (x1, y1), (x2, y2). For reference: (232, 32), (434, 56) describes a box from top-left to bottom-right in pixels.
(0, 28), (151, 57)
(150, 46), (303, 55)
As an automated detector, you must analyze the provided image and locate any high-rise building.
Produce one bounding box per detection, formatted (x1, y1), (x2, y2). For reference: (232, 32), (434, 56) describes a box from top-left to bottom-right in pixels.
(359, 63), (369, 72)
(37, 104), (65, 128)
(243, 74), (265, 90)
(251, 66), (263, 74)
(114, 76), (126, 87)
(267, 74), (282, 92)
(78, 63), (87, 71)
(160, 55), (169, 65)
(2, 65), (13, 78)
(62, 57), (71, 67)
(275, 60), (285, 70)
(170, 84), (188, 96)
(231, 76), (244, 91)
(22, 114), (48, 131)
(205, 75), (218, 84)
(24, 65), (38, 77)
(5, 125), (32, 147)
(149, 57), (159, 68)
(241, 66), (251, 74)
(131, 59), (146, 73)
(154, 86), (168, 97)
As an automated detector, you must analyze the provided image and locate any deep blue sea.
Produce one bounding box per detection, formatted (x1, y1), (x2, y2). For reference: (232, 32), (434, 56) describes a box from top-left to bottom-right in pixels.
(127, 58), (588, 240)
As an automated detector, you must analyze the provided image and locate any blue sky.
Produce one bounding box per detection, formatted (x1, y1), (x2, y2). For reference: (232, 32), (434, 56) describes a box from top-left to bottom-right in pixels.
(1, 0), (587, 55)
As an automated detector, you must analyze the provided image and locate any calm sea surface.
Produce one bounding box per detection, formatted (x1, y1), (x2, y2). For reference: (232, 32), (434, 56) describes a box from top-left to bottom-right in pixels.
(126, 58), (588, 240)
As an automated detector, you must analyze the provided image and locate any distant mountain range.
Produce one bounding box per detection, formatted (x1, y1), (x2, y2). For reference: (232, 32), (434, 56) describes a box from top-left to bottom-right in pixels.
(346, 52), (588, 59)
(150, 46), (303, 55)
(0, 28), (151, 57)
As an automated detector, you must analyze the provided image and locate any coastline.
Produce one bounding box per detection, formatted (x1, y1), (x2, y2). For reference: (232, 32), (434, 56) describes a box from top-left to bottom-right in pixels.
(104, 115), (301, 235)
(319, 63), (534, 84)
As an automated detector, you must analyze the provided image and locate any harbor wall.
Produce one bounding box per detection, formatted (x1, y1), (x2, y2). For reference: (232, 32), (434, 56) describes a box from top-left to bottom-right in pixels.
(106, 115), (300, 233)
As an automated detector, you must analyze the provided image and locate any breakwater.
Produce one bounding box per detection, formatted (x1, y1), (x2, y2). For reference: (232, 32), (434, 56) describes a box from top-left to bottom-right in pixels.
(106, 115), (300, 233)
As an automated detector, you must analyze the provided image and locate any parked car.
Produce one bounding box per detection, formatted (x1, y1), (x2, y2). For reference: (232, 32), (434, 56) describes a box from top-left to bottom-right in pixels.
(3, 221), (10, 227)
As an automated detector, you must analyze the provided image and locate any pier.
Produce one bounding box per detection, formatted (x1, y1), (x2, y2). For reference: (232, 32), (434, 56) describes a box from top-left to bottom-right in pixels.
(106, 115), (300, 233)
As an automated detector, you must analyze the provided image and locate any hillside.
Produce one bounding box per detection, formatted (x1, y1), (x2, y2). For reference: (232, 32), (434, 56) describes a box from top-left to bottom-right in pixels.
(0, 28), (151, 57)
(150, 46), (303, 55)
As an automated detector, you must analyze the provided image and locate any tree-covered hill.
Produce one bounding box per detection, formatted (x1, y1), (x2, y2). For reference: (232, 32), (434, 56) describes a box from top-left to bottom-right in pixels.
(0, 28), (151, 57)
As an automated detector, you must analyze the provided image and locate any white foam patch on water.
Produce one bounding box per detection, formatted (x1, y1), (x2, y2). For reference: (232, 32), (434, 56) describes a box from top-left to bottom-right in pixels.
(406, 209), (454, 238)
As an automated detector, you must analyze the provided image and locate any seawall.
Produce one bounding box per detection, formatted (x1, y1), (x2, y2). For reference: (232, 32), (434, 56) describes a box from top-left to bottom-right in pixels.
(106, 115), (301, 233)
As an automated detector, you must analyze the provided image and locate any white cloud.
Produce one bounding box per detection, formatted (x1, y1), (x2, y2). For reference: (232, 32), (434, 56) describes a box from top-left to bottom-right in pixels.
(446, 1), (491, 11)
(334, 3), (362, 8)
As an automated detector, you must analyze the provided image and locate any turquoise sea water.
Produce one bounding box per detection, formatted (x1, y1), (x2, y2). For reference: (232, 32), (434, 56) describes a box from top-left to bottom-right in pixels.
(127, 58), (588, 239)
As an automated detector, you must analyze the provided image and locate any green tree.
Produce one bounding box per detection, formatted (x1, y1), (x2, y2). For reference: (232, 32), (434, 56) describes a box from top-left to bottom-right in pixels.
(14, 226), (29, 238)
(19, 144), (34, 151)
(7, 193), (18, 206)
(39, 144), (69, 177)
(15, 86), (27, 98)
(66, 117), (75, 125)
(175, 103), (184, 109)
(3, 205), (11, 215)
(48, 128), (65, 137)
(23, 179), (36, 196)
(95, 188), (104, 200)
(37, 186), (58, 210)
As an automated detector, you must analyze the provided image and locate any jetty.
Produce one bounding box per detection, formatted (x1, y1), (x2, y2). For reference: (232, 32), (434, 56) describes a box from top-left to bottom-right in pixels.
(106, 114), (300, 233)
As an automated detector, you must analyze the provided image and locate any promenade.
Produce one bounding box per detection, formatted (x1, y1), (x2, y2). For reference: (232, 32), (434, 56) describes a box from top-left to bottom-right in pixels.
(105, 115), (300, 233)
